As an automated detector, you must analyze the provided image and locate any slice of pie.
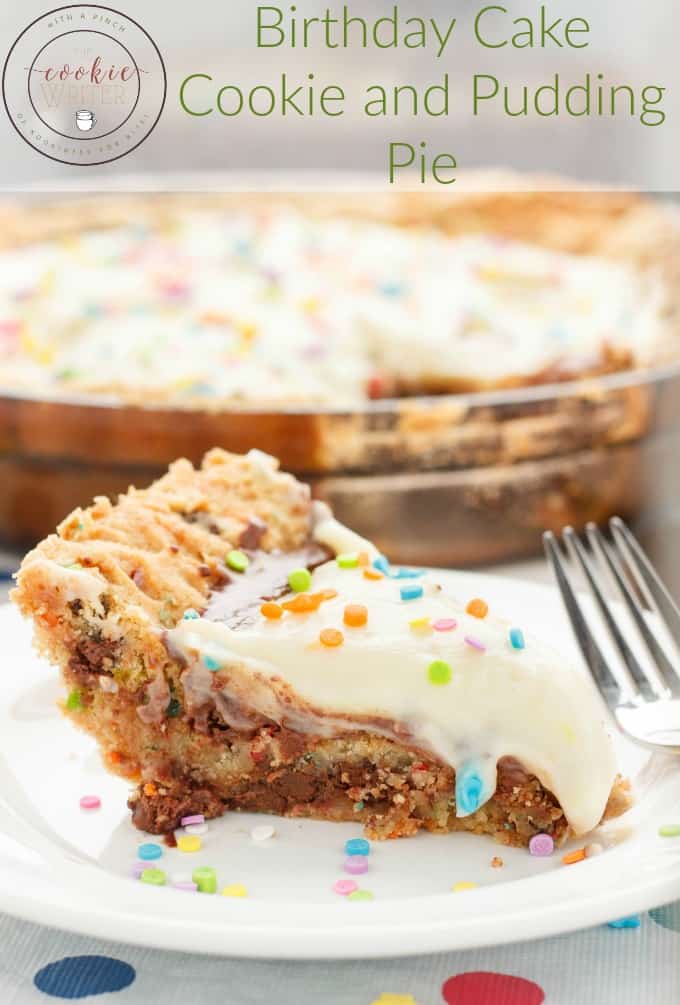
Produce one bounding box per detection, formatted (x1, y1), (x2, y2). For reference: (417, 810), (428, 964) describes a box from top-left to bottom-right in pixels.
(13, 448), (629, 845)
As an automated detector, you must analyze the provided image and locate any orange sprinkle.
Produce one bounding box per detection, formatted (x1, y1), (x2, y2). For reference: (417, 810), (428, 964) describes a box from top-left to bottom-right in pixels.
(562, 847), (587, 866)
(282, 594), (322, 614)
(320, 628), (344, 648)
(357, 551), (370, 567)
(143, 782), (157, 797)
(108, 751), (123, 765)
(363, 568), (383, 581)
(466, 598), (489, 619)
(343, 604), (368, 628)
(261, 602), (283, 620)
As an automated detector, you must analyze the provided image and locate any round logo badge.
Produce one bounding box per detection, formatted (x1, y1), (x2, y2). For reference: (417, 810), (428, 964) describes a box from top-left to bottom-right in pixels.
(2, 4), (166, 165)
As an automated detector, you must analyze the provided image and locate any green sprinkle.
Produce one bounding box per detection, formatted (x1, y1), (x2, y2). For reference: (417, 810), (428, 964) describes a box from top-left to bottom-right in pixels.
(61, 561), (83, 571)
(166, 698), (182, 718)
(427, 660), (452, 686)
(659, 824), (680, 837)
(337, 553), (359, 569)
(193, 866), (218, 894)
(347, 889), (374, 901)
(226, 550), (249, 573)
(182, 608), (200, 621)
(353, 801), (365, 812)
(65, 689), (83, 711)
(288, 568), (312, 593)
(141, 868), (166, 886)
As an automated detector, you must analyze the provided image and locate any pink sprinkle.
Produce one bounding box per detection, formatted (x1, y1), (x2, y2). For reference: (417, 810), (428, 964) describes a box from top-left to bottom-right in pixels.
(173, 881), (198, 892)
(79, 795), (101, 810)
(433, 618), (457, 632)
(464, 635), (486, 652)
(180, 814), (205, 827)
(334, 879), (358, 896)
(529, 833), (555, 857)
(343, 856), (369, 875)
(131, 861), (146, 879)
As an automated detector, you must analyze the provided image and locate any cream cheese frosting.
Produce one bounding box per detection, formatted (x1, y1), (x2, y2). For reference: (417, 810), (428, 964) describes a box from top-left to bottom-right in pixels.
(168, 544), (618, 836)
(0, 208), (668, 406)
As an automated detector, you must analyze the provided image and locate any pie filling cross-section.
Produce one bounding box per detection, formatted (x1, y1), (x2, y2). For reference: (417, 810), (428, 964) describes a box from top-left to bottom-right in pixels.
(13, 449), (630, 845)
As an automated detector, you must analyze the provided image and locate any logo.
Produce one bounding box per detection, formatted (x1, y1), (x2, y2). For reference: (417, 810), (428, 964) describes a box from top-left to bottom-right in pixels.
(2, 4), (166, 165)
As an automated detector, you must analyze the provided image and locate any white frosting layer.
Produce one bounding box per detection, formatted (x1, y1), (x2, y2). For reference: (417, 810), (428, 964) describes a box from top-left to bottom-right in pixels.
(168, 558), (618, 835)
(0, 209), (668, 404)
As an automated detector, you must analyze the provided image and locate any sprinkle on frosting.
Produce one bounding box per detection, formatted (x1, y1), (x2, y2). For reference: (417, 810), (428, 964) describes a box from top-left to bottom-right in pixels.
(433, 618), (457, 632)
(261, 602), (283, 619)
(288, 568), (312, 593)
(337, 553), (359, 569)
(466, 598), (488, 619)
(509, 627), (526, 650)
(282, 594), (321, 614)
(343, 604), (368, 628)
(226, 550), (249, 573)
(409, 616), (432, 633)
(427, 660), (452, 685)
(320, 628), (344, 648)
(400, 584), (423, 602)
(456, 761), (493, 817)
(464, 635), (486, 652)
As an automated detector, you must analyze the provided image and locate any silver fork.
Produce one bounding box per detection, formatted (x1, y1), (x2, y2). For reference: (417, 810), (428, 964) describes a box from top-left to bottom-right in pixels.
(543, 517), (680, 752)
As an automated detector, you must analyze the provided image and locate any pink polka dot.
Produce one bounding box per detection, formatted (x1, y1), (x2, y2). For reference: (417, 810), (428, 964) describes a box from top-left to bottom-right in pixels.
(442, 972), (545, 1005)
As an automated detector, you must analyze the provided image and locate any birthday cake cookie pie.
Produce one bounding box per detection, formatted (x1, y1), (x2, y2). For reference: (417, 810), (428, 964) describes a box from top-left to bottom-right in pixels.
(0, 188), (675, 407)
(13, 449), (630, 845)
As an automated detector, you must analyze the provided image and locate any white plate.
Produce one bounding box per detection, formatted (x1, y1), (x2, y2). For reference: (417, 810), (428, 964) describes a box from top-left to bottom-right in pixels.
(1, 570), (679, 960)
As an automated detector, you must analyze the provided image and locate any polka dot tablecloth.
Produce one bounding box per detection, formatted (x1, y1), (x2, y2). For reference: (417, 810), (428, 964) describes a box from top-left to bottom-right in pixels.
(1, 906), (680, 1003)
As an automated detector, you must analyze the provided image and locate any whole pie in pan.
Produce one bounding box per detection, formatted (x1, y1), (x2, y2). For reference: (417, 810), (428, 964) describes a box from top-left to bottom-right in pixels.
(0, 183), (677, 408)
(13, 448), (630, 845)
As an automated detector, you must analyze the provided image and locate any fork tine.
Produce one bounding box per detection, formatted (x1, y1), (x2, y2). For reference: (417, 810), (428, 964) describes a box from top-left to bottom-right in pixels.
(610, 517), (680, 650)
(543, 531), (622, 705)
(586, 523), (678, 697)
(562, 527), (654, 701)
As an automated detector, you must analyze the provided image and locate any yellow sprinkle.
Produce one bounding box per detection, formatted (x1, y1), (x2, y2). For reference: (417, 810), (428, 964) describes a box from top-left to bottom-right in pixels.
(221, 883), (248, 898)
(177, 834), (202, 853)
(451, 881), (477, 893)
(409, 616), (432, 634)
(370, 996), (420, 1005)
(559, 723), (576, 743)
(301, 296), (320, 313)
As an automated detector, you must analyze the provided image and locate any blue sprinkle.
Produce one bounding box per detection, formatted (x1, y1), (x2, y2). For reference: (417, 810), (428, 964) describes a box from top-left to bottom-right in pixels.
(345, 837), (370, 856)
(138, 842), (162, 861)
(83, 304), (103, 318)
(183, 608), (200, 620)
(203, 655), (221, 672)
(234, 239), (252, 257)
(509, 627), (525, 650)
(34, 955), (136, 999)
(608, 915), (641, 929)
(400, 584), (423, 601)
(391, 567), (424, 580)
(456, 761), (492, 816)
(379, 280), (405, 298)
(372, 555), (390, 575)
